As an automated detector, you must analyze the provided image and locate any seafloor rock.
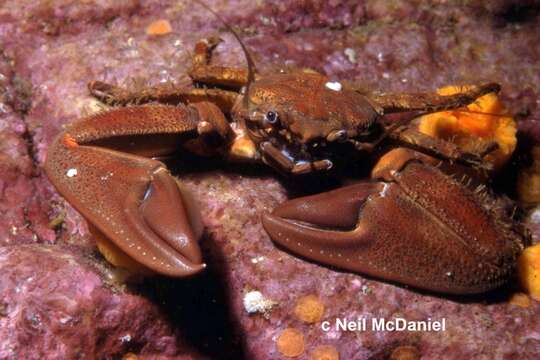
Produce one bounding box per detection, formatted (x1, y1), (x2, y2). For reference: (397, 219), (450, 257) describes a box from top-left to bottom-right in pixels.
(0, 245), (186, 358)
(0, 55), (56, 247)
(0, 0), (539, 359)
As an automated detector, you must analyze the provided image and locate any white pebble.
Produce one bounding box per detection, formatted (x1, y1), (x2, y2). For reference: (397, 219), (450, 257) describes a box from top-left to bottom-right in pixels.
(251, 256), (265, 264)
(530, 207), (540, 224)
(119, 334), (132, 343)
(243, 290), (276, 315)
(344, 48), (356, 63)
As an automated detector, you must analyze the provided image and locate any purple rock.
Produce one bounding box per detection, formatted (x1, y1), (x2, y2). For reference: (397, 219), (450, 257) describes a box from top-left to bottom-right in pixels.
(0, 245), (184, 358)
(0, 0), (539, 359)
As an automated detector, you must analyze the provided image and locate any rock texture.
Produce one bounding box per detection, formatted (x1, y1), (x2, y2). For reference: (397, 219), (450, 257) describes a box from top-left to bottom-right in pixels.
(0, 0), (539, 359)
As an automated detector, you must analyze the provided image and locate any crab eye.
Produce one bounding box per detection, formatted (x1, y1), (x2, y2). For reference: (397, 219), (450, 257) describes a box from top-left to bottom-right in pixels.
(265, 111), (278, 124)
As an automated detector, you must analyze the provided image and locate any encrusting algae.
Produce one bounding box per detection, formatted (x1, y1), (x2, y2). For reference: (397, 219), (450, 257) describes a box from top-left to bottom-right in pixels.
(311, 345), (340, 360)
(389, 345), (420, 360)
(122, 353), (138, 360)
(509, 292), (531, 308)
(518, 244), (540, 301)
(277, 328), (305, 358)
(146, 19), (172, 36)
(418, 85), (517, 170)
(294, 295), (325, 324)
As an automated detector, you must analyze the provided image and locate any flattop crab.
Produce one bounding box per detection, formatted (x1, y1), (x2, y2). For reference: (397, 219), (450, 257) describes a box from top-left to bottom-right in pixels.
(44, 29), (526, 294)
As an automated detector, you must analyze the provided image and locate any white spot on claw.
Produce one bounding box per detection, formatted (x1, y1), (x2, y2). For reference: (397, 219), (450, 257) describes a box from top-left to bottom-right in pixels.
(380, 183), (390, 198)
(66, 168), (78, 177)
(325, 81), (342, 92)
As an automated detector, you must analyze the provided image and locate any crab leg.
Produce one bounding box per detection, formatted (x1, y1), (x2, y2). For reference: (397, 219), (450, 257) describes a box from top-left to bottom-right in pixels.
(365, 83), (502, 168)
(88, 81), (238, 113)
(390, 127), (498, 170)
(263, 148), (523, 294)
(45, 104), (223, 276)
(188, 37), (256, 89)
(368, 83), (500, 114)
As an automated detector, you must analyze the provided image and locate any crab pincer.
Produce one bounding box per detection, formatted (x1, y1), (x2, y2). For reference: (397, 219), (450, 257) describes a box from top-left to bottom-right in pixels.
(263, 148), (524, 294)
(45, 105), (208, 276)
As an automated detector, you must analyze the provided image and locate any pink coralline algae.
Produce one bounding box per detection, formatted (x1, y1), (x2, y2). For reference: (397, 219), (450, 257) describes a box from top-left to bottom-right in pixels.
(0, 0), (539, 359)
(0, 245), (181, 358)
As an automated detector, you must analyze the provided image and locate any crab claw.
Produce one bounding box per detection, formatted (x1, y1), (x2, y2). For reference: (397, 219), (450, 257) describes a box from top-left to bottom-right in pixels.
(262, 183), (383, 269)
(263, 158), (523, 294)
(45, 105), (206, 277)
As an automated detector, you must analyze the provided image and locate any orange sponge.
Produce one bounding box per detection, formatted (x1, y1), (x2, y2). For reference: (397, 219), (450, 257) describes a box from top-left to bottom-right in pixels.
(418, 85), (516, 170)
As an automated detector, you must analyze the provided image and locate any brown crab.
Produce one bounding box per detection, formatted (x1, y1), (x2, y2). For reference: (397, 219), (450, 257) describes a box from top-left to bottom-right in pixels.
(45, 36), (524, 294)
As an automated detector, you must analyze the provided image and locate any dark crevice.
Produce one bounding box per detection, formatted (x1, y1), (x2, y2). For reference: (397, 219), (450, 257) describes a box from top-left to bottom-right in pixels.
(497, 3), (540, 24)
(21, 207), (38, 243)
(0, 52), (37, 175)
(9, 76), (39, 178)
(1, 51), (45, 242)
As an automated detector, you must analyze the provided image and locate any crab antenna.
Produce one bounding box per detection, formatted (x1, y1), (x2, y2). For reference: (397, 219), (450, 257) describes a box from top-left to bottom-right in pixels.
(193, 0), (256, 104)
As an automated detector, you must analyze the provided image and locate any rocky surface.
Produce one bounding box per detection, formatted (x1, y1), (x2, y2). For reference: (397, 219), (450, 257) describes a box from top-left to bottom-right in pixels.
(0, 245), (184, 358)
(0, 0), (539, 359)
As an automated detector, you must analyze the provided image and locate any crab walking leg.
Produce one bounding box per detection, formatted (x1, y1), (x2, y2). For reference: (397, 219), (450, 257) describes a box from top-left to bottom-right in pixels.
(88, 81), (238, 114)
(188, 37), (254, 89)
(263, 148), (522, 294)
(390, 127), (497, 170)
(367, 83), (502, 168)
(87, 37), (250, 111)
(45, 104), (214, 276)
(368, 83), (501, 114)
